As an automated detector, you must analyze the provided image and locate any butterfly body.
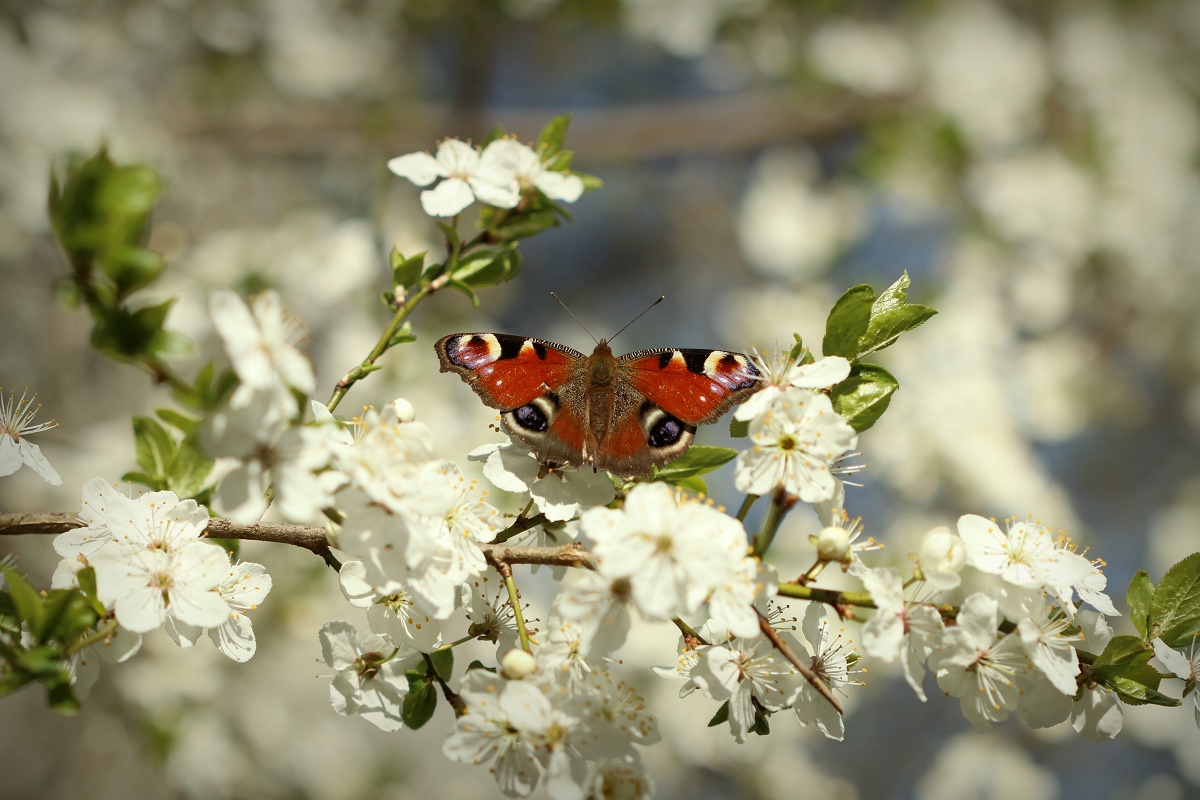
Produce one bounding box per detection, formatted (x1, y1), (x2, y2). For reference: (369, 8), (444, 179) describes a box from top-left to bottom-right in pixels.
(436, 332), (761, 478)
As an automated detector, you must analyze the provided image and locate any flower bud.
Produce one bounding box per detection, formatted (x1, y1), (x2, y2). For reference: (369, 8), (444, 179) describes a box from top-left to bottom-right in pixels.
(500, 648), (537, 680)
(816, 525), (851, 561)
(918, 526), (967, 590)
(384, 397), (416, 423)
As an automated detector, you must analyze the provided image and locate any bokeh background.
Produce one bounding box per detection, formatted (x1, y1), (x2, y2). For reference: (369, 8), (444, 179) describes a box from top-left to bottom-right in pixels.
(2, 0), (1199, 798)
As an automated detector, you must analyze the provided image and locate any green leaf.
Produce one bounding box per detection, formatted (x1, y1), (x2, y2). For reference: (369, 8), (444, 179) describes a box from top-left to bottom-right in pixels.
(729, 418), (750, 439)
(452, 250), (509, 288)
(387, 322), (417, 349)
(428, 649), (454, 683)
(38, 590), (96, 645)
(536, 114), (573, 157)
(655, 446), (737, 480)
(749, 709), (771, 737)
(446, 278), (481, 308)
(707, 700), (730, 727)
(1, 565), (44, 639)
(829, 363), (898, 432)
(1127, 571), (1155, 641)
(45, 675), (82, 715)
(435, 221), (460, 249)
(860, 273), (936, 357)
(390, 247), (426, 290)
(822, 284), (875, 359)
(133, 416), (176, 479)
(670, 476), (709, 494)
(574, 171), (604, 192)
(1150, 552), (1200, 648)
(402, 673), (438, 729)
(156, 407), (198, 436)
(493, 210), (559, 241)
(1092, 635), (1174, 706)
(166, 437), (214, 498)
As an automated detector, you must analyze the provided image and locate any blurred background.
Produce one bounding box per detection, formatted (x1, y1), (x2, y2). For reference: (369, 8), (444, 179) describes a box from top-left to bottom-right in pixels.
(2, 0), (1199, 798)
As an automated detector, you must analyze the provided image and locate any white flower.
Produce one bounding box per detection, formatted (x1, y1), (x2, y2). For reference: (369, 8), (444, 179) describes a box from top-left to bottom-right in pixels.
(917, 525), (967, 590)
(443, 670), (633, 800)
(387, 138), (520, 217)
(92, 541), (232, 634)
(734, 387), (858, 501)
(0, 387), (61, 485)
(207, 561), (272, 662)
(202, 391), (345, 523)
(586, 669), (660, 746)
(734, 348), (851, 422)
(860, 568), (945, 701)
(550, 569), (632, 658)
(336, 402), (441, 514)
(479, 138), (584, 203)
(471, 440), (615, 523)
(54, 479), (209, 565)
(210, 289), (315, 426)
(1014, 591), (1081, 695)
(586, 759), (654, 800)
(338, 558), (443, 651)
(791, 603), (859, 741)
(581, 482), (747, 621)
(1018, 611), (1123, 740)
(462, 572), (524, 656)
(538, 617), (594, 692)
(319, 620), (421, 732)
(706, 558), (775, 640)
(690, 633), (803, 743)
(957, 515), (1118, 616)
(929, 593), (1028, 731)
(808, 21), (917, 95)
(501, 648), (538, 680)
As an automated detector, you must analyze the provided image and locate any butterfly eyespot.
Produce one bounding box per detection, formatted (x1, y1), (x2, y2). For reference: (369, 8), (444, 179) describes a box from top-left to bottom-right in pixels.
(512, 403), (549, 432)
(648, 414), (684, 447)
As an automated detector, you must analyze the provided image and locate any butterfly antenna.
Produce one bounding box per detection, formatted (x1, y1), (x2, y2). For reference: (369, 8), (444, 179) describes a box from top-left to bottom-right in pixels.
(609, 295), (665, 344)
(550, 291), (599, 344)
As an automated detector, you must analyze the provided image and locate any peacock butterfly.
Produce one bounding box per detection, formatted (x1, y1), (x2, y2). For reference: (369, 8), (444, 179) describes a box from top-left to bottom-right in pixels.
(435, 332), (762, 478)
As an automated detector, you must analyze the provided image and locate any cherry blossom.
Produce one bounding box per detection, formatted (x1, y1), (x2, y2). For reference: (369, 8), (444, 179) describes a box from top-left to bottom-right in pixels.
(0, 387), (61, 485)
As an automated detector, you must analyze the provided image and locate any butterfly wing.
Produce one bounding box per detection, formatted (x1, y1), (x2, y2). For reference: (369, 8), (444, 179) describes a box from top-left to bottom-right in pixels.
(620, 348), (762, 424)
(436, 332), (589, 468)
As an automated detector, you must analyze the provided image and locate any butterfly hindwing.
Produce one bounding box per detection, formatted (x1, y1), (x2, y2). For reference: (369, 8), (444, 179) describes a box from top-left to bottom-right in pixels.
(621, 348), (761, 425)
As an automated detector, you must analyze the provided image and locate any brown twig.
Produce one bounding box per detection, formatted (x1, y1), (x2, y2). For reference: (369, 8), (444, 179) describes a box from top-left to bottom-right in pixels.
(757, 609), (844, 716)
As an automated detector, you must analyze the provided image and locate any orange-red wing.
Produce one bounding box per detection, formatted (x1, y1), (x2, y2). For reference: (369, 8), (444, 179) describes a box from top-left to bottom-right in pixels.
(436, 333), (582, 410)
(622, 348), (761, 425)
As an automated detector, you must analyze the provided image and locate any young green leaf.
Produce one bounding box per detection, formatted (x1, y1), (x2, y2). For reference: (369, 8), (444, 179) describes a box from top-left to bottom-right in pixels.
(707, 700), (730, 727)
(859, 273), (936, 358)
(829, 363), (898, 432)
(428, 649), (454, 684)
(536, 114), (573, 157)
(402, 672), (438, 729)
(390, 247), (426, 290)
(1149, 552), (1200, 648)
(1092, 634), (1176, 706)
(133, 416), (176, 479)
(1, 566), (44, 641)
(1127, 571), (1155, 641)
(822, 284), (875, 359)
(654, 446), (737, 481)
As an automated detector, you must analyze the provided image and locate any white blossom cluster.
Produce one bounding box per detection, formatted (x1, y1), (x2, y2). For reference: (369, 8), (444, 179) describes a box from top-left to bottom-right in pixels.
(50, 478), (272, 670)
(388, 137), (584, 218)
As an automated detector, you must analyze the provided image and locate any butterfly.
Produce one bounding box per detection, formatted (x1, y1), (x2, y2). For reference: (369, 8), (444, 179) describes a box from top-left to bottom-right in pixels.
(435, 332), (762, 478)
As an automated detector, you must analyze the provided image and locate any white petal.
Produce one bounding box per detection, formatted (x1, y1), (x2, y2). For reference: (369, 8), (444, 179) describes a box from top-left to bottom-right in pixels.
(387, 151), (441, 185)
(534, 171), (584, 203)
(17, 439), (62, 485)
(209, 613), (257, 662)
(790, 356), (851, 389)
(420, 178), (475, 217)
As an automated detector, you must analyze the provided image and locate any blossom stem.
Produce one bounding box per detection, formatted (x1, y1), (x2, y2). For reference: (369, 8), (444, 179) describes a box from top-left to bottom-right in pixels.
(777, 581), (876, 611)
(495, 562), (532, 653)
(435, 634), (478, 652)
(736, 494), (758, 522)
(492, 512), (550, 545)
(671, 617), (708, 646)
(64, 619), (118, 658)
(751, 490), (791, 557)
(327, 281), (436, 412)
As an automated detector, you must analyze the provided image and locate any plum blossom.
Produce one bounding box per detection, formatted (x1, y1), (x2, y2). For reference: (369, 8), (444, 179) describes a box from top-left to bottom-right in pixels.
(734, 347), (851, 422)
(319, 620), (422, 732)
(482, 138), (584, 203)
(929, 593), (1028, 730)
(210, 289), (315, 426)
(917, 525), (968, 590)
(689, 632), (803, 743)
(549, 568), (632, 658)
(1152, 635), (1200, 730)
(471, 440), (615, 523)
(387, 138), (520, 217)
(734, 387), (858, 501)
(580, 482), (748, 622)
(0, 387), (61, 485)
(168, 560), (273, 663)
(338, 558), (443, 652)
(791, 603), (860, 741)
(860, 567), (944, 701)
(92, 542), (232, 634)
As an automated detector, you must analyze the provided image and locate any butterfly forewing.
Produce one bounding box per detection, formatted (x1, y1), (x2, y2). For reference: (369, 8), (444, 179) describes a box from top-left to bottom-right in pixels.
(621, 348), (761, 424)
(436, 333), (583, 409)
